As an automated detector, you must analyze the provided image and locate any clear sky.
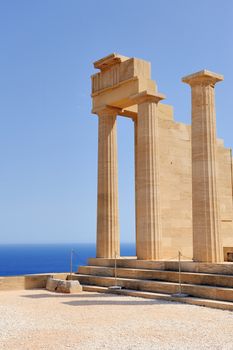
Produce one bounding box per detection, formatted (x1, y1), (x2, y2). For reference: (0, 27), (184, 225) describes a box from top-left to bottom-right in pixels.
(0, 0), (232, 244)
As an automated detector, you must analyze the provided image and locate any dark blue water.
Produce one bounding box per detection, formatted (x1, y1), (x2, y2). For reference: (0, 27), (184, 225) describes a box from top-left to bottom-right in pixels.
(0, 243), (135, 276)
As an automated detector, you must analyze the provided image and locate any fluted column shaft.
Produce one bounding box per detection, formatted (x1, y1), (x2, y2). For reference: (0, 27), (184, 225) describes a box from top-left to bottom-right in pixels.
(136, 99), (162, 260)
(96, 109), (120, 258)
(134, 117), (138, 255)
(183, 70), (223, 262)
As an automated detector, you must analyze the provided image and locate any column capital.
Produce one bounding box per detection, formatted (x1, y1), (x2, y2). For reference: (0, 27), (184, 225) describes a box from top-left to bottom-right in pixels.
(182, 70), (223, 87)
(92, 105), (122, 117)
(129, 91), (165, 105)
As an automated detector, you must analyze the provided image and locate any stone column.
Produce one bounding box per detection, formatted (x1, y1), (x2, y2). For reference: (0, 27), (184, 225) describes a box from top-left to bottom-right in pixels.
(182, 70), (224, 262)
(133, 117), (138, 255)
(134, 93), (165, 260)
(96, 107), (120, 258)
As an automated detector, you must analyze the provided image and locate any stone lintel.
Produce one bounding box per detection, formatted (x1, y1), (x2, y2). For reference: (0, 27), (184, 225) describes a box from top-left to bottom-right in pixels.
(93, 105), (137, 120)
(182, 70), (224, 86)
(119, 108), (137, 120)
(130, 91), (165, 105)
(91, 77), (139, 98)
(92, 105), (122, 117)
(94, 53), (129, 71)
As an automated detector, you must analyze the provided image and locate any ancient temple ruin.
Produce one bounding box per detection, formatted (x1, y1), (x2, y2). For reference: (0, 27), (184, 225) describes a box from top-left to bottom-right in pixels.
(91, 53), (233, 263)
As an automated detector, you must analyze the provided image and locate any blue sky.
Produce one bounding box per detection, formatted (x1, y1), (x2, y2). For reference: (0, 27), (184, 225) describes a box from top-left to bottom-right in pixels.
(0, 0), (232, 244)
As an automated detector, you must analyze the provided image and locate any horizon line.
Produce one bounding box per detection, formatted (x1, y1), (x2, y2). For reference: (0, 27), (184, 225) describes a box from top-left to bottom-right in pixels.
(0, 242), (134, 245)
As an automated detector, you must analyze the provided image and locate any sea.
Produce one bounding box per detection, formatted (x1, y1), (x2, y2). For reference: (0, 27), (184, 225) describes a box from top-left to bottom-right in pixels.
(0, 243), (135, 276)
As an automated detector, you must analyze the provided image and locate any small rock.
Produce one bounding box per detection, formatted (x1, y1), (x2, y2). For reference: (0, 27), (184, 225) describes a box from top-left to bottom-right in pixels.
(46, 277), (82, 293)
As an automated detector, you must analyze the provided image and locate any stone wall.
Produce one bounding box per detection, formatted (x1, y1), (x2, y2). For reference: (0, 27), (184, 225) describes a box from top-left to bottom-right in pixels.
(0, 273), (68, 291)
(157, 104), (233, 259)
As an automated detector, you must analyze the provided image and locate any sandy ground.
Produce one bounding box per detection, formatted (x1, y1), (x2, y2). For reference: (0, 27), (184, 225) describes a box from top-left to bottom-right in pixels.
(0, 290), (233, 350)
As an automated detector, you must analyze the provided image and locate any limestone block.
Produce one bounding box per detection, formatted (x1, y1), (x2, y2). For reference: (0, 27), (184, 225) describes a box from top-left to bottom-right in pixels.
(46, 277), (82, 294)
(217, 138), (224, 147)
(217, 145), (233, 248)
(158, 104), (174, 121)
(92, 55), (152, 94)
(92, 53), (157, 113)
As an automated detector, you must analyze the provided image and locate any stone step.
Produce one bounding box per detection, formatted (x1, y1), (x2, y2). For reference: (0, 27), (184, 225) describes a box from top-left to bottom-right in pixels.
(87, 258), (233, 275)
(82, 285), (233, 311)
(78, 265), (233, 288)
(88, 258), (165, 270)
(74, 274), (233, 302)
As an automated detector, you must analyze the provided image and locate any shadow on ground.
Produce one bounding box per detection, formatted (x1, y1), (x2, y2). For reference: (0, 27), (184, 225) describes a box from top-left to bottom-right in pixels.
(61, 299), (170, 306)
(21, 292), (112, 299)
(21, 291), (174, 306)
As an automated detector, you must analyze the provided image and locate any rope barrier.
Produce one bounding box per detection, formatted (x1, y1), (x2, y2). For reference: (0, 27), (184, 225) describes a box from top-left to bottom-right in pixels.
(166, 255), (181, 261)
(180, 254), (193, 261)
(164, 252), (193, 261)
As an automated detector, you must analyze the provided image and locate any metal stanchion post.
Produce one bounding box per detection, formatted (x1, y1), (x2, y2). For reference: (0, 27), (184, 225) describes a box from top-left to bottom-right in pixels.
(70, 249), (73, 280)
(108, 251), (122, 291)
(178, 250), (181, 294)
(114, 250), (117, 286)
(172, 251), (188, 298)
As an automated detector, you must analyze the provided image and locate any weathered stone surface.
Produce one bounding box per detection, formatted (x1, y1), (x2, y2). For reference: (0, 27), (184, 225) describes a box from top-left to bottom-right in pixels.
(135, 95), (164, 260)
(96, 107), (120, 258)
(183, 70), (224, 263)
(91, 54), (233, 261)
(46, 278), (82, 293)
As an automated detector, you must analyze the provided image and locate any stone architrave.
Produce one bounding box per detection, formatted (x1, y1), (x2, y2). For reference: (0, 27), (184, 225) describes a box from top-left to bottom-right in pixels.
(132, 92), (165, 260)
(96, 107), (120, 258)
(182, 70), (224, 263)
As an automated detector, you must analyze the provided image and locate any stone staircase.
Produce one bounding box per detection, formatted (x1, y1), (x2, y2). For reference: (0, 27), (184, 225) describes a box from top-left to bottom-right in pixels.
(73, 258), (233, 310)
